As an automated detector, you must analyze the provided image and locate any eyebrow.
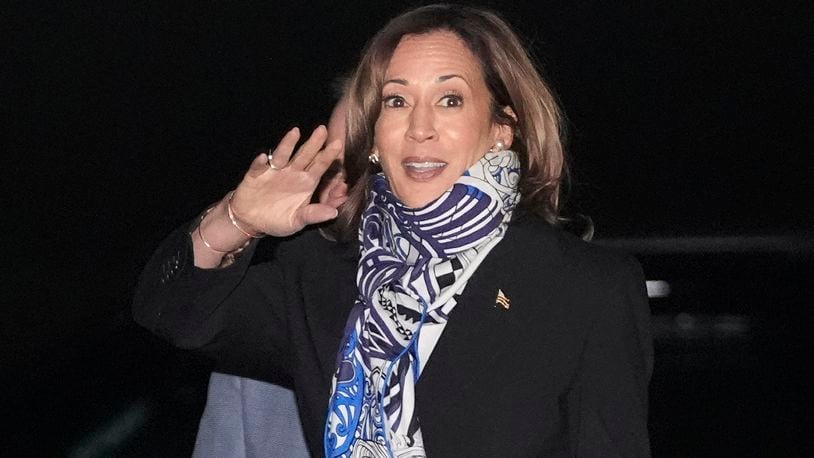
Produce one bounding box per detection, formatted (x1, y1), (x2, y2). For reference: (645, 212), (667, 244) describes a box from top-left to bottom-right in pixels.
(383, 78), (409, 86)
(437, 74), (466, 83)
(383, 74), (468, 86)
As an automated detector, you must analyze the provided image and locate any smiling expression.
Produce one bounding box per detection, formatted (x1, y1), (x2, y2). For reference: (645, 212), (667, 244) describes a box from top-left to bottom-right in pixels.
(373, 31), (512, 208)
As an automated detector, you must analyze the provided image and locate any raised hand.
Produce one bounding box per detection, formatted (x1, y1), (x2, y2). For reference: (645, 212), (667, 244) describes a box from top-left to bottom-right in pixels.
(230, 126), (344, 237)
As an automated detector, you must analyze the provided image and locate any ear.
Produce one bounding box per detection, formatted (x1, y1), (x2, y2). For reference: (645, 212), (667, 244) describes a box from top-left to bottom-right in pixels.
(318, 169), (348, 208)
(493, 106), (517, 149)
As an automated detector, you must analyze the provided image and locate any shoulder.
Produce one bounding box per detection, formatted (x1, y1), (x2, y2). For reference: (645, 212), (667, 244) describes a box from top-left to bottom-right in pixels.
(500, 215), (652, 371)
(503, 214), (643, 297)
(505, 214), (642, 277)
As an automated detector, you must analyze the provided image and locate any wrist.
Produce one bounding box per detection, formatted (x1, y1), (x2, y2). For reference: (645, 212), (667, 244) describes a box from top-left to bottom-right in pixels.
(227, 190), (265, 238)
(197, 210), (240, 251)
(196, 200), (251, 252)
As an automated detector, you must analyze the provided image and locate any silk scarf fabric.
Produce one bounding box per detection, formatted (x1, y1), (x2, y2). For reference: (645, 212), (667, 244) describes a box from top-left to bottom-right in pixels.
(325, 150), (521, 457)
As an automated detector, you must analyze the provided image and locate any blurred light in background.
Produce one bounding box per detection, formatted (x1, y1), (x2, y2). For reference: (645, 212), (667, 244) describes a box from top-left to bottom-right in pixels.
(652, 313), (752, 341)
(646, 280), (671, 298)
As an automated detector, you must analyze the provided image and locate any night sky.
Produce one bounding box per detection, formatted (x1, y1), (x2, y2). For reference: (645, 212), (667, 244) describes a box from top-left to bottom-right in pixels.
(4, 0), (812, 453)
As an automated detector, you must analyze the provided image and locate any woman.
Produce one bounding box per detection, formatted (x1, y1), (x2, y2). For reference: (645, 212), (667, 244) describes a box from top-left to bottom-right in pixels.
(134, 4), (652, 457)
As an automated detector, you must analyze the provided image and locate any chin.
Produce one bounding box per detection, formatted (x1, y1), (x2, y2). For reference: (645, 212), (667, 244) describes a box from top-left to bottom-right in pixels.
(399, 187), (449, 209)
(390, 171), (460, 208)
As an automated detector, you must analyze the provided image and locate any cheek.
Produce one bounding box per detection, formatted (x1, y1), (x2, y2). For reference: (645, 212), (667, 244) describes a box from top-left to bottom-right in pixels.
(372, 126), (395, 174)
(448, 117), (491, 165)
(373, 117), (383, 148)
(374, 119), (406, 170)
(373, 116), (395, 150)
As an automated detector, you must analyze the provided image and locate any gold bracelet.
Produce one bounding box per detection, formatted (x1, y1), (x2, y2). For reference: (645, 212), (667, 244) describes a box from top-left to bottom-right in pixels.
(227, 191), (265, 238)
(197, 207), (232, 253)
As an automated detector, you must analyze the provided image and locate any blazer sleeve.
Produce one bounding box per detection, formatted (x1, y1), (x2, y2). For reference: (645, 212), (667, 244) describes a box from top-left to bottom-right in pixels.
(569, 255), (654, 457)
(131, 222), (293, 381)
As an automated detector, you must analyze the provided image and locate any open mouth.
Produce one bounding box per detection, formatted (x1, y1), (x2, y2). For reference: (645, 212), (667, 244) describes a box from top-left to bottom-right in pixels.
(403, 161), (446, 170)
(400, 155), (448, 182)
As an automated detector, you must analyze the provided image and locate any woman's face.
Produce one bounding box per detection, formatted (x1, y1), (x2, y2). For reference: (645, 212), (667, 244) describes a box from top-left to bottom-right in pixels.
(374, 31), (511, 208)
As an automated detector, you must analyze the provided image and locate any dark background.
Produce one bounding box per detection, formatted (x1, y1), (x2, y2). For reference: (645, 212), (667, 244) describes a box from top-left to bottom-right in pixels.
(4, 0), (812, 456)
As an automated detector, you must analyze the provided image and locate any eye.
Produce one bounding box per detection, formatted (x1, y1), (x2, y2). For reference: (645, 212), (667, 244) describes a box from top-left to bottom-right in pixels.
(440, 93), (464, 108)
(383, 94), (407, 108)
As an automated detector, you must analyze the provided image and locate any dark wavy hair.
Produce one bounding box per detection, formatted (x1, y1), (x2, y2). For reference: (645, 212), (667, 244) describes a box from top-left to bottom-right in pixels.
(332, 3), (567, 241)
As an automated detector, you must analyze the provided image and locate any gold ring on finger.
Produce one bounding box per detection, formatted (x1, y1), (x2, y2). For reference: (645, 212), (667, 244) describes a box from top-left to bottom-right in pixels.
(267, 152), (280, 170)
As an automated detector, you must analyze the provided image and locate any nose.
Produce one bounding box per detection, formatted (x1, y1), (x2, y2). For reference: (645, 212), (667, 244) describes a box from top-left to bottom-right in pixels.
(406, 103), (436, 143)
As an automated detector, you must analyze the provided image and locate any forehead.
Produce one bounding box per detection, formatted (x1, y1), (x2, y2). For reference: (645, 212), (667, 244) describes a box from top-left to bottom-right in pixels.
(385, 31), (482, 80)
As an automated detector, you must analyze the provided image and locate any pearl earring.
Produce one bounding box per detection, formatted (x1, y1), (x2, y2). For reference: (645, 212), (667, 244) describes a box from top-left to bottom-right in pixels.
(490, 139), (506, 153)
(368, 150), (380, 164)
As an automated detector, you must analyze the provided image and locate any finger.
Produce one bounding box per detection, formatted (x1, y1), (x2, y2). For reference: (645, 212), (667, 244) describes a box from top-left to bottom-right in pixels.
(297, 203), (340, 226)
(290, 125), (328, 169)
(246, 152), (271, 178)
(268, 127), (301, 169)
(306, 139), (343, 178)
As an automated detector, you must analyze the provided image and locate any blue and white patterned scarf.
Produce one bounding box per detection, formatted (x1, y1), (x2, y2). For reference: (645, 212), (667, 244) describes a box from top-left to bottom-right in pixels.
(325, 150), (521, 457)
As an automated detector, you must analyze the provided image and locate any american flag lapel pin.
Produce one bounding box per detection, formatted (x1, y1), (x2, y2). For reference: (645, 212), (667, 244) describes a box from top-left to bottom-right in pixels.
(495, 289), (510, 310)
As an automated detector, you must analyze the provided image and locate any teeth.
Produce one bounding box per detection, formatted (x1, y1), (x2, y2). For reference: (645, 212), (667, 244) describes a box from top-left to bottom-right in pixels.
(404, 161), (446, 169)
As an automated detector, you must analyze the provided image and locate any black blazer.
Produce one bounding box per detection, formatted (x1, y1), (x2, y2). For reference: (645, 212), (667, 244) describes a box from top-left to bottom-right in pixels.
(133, 215), (653, 457)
